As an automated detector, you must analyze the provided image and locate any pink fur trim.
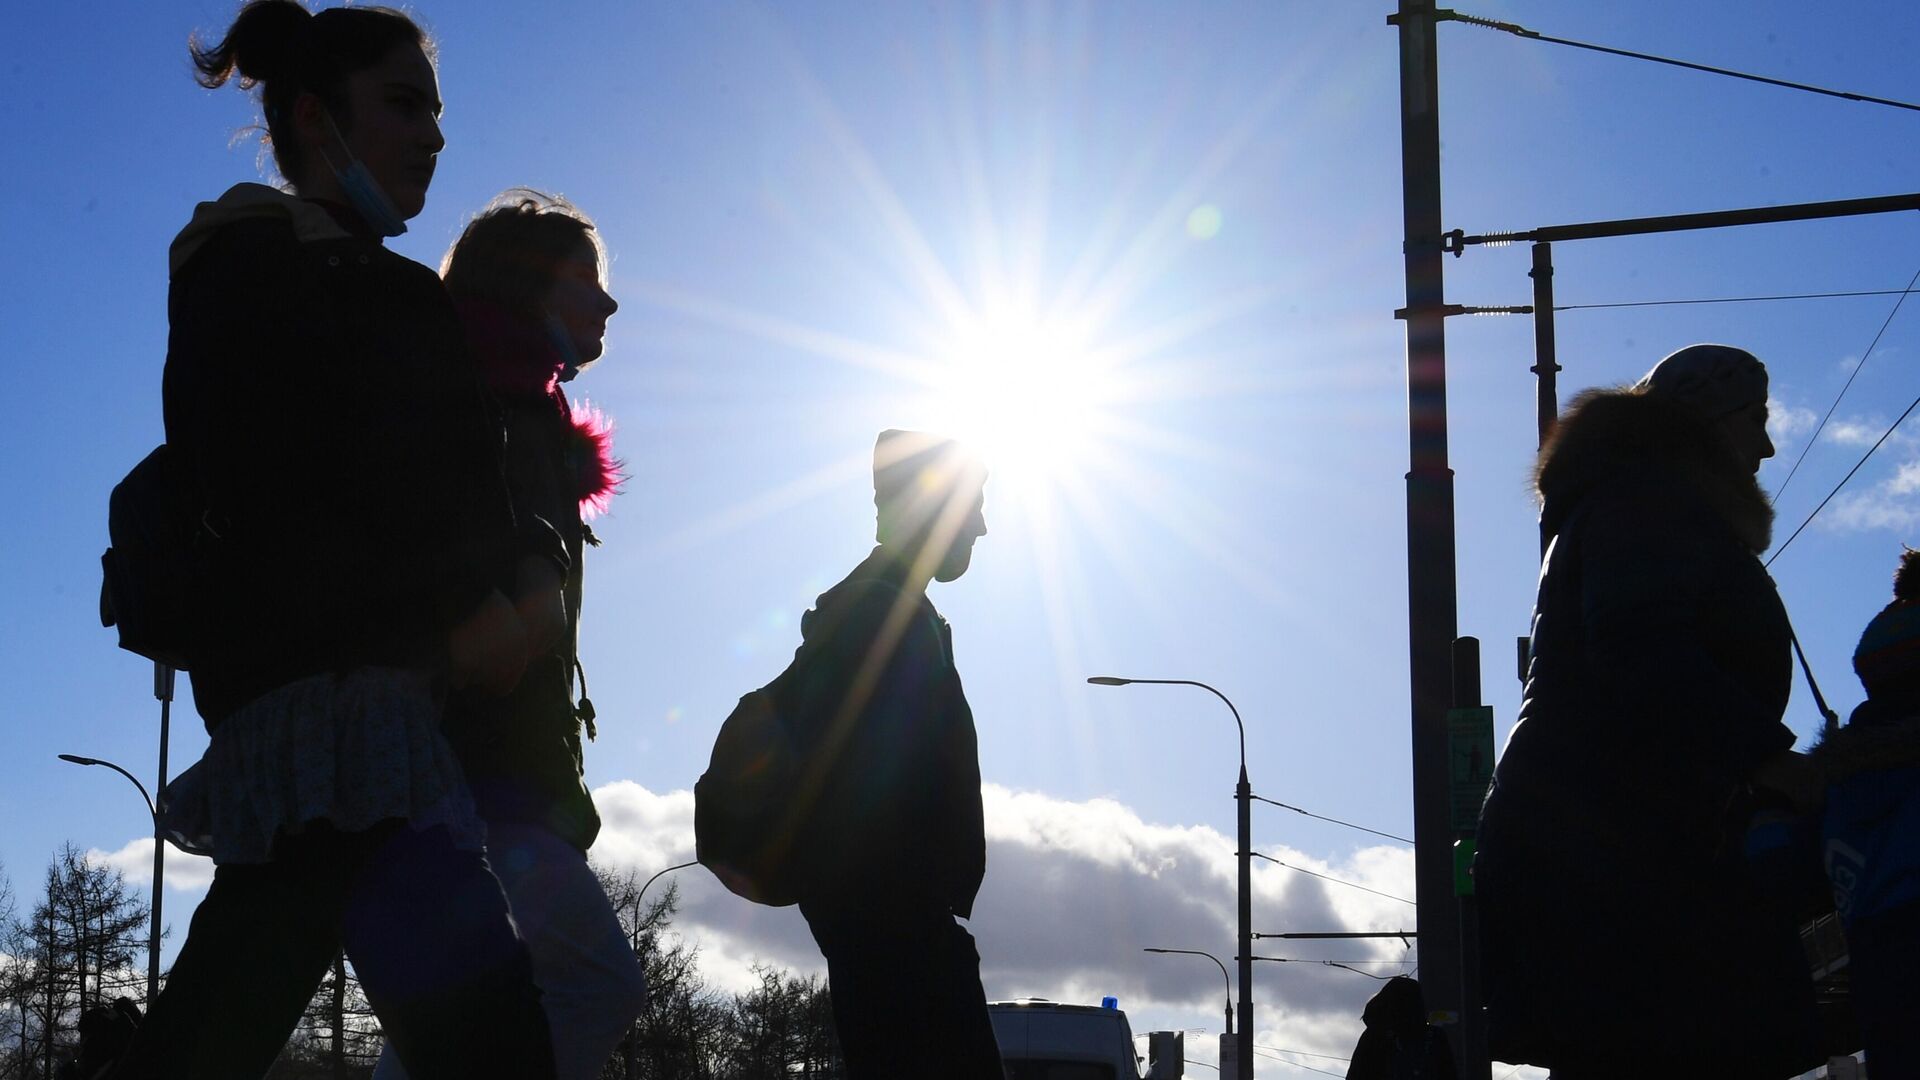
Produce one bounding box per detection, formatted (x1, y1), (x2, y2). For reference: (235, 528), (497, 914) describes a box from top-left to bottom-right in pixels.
(568, 398), (624, 519)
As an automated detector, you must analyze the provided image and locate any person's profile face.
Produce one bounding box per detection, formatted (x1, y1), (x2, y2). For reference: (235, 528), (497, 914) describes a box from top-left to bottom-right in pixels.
(336, 44), (444, 220)
(1715, 399), (1775, 475)
(933, 489), (988, 582)
(545, 241), (618, 364)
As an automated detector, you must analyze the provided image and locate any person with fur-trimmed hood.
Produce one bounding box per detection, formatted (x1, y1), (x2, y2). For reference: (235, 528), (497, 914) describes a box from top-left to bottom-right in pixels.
(1815, 547), (1920, 1078)
(1474, 344), (1823, 1077)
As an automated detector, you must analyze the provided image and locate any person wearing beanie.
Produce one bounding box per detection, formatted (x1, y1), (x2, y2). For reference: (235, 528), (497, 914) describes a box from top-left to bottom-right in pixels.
(1473, 345), (1824, 1076)
(1815, 548), (1920, 1077)
(788, 430), (1000, 1080)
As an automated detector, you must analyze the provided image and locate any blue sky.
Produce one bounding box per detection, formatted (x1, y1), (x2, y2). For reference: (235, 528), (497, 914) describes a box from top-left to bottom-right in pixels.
(5, 1), (1920, 1071)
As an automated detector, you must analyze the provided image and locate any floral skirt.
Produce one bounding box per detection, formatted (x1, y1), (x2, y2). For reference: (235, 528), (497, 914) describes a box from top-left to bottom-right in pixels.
(161, 667), (486, 865)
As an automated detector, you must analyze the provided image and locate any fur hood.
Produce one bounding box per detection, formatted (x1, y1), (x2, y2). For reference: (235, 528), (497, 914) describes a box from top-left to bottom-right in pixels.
(1813, 700), (1920, 782)
(1535, 387), (1774, 552)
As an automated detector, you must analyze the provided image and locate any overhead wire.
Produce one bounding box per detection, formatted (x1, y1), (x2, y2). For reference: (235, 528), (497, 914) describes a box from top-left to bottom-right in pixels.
(1766, 387), (1920, 567)
(1249, 1048), (1349, 1078)
(1554, 287), (1920, 312)
(1252, 956), (1397, 980)
(1442, 10), (1920, 113)
(1250, 794), (1413, 845)
(1249, 851), (1416, 905)
(1253, 1045), (1353, 1064)
(1768, 265), (1920, 510)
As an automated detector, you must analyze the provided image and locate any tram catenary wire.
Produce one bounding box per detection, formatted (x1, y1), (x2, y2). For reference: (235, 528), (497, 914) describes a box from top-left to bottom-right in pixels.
(1441, 9), (1920, 114)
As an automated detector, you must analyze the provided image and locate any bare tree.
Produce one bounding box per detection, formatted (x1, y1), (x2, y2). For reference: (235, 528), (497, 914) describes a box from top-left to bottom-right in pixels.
(265, 951), (380, 1080)
(714, 966), (839, 1080)
(0, 845), (149, 1079)
(596, 868), (727, 1080)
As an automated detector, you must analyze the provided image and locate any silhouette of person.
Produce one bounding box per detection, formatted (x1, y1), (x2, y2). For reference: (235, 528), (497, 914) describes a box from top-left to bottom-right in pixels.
(1345, 977), (1456, 1080)
(790, 431), (1003, 1080)
(370, 191), (643, 1080)
(1473, 344), (1822, 1077)
(1816, 547), (1920, 1078)
(113, 4), (553, 1078)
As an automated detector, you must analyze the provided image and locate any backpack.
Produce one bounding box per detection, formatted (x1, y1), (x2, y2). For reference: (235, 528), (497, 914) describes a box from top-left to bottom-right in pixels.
(99, 444), (217, 671)
(694, 661), (809, 906)
(694, 576), (946, 907)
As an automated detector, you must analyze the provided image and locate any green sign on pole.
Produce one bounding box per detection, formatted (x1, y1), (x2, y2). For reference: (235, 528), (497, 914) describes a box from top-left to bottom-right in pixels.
(1446, 706), (1495, 833)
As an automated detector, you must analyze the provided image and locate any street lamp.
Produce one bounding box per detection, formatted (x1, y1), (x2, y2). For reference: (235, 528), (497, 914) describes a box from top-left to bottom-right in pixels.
(1143, 947), (1232, 1036)
(57, 753), (163, 1003)
(1090, 676), (1252, 1080)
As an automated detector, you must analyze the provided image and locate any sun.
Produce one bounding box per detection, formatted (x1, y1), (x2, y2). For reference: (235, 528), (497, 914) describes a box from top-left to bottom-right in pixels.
(922, 309), (1109, 495)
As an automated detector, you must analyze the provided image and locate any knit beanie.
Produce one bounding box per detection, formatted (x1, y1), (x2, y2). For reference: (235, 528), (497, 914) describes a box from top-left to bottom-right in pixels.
(873, 430), (985, 542)
(1637, 343), (1769, 419)
(1855, 548), (1920, 698)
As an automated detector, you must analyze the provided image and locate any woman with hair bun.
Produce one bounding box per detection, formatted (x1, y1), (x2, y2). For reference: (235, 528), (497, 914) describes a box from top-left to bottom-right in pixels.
(113, 4), (556, 1078)
(371, 189), (641, 1080)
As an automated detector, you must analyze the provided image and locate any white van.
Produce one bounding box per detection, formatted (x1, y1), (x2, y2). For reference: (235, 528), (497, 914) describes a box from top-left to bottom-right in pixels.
(988, 998), (1182, 1080)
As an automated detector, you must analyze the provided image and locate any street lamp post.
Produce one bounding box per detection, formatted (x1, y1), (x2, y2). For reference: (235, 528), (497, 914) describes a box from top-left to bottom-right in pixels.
(1143, 947), (1232, 1036)
(1091, 676), (1252, 1080)
(58, 752), (162, 1003)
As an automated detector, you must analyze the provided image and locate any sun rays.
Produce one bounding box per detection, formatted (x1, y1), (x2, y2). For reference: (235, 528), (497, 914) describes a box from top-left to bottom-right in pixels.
(623, 6), (1365, 695)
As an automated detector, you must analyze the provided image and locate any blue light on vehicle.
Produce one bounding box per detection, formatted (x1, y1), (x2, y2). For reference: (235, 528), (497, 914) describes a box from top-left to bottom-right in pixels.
(1101, 996), (1118, 1010)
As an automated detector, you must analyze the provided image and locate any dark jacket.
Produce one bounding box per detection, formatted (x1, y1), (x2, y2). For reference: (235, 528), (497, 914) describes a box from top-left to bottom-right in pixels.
(791, 547), (986, 922)
(1474, 388), (1819, 1073)
(1815, 698), (1920, 929)
(163, 185), (530, 727)
(441, 302), (608, 851)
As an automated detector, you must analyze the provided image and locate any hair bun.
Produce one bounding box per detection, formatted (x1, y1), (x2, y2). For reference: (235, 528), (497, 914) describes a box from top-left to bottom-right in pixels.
(230, 1), (314, 85)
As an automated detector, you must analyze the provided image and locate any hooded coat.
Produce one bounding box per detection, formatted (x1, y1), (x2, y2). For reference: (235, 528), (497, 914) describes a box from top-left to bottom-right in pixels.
(163, 185), (545, 727)
(439, 300), (619, 852)
(1473, 388), (1820, 1074)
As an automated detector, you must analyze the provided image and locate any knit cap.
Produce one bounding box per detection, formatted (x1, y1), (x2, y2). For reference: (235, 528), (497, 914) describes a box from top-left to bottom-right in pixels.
(872, 430), (986, 542)
(1637, 343), (1769, 419)
(1855, 548), (1920, 698)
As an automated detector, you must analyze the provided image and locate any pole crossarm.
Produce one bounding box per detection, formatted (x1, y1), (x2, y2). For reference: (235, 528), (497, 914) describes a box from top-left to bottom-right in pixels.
(1445, 192), (1920, 254)
(1254, 931), (1418, 940)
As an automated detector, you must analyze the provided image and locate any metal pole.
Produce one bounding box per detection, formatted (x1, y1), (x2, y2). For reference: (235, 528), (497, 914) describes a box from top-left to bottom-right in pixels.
(1528, 243), (1559, 451)
(1393, 2), (1468, 1077)
(1236, 767), (1252, 1080)
(1451, 638), (1489, 1080)
(1088, 677), (1251, 1078)
(149, 663), (174, 1004)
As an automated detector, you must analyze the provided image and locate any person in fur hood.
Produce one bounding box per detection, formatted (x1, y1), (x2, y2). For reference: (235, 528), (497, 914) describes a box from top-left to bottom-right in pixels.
(1815, 547), (1920, 1078)
(1474, 344), (1824, 1077)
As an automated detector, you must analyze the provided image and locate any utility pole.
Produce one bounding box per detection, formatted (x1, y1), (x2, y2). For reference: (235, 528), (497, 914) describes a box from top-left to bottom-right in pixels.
(1391, 2), (1471, 1077)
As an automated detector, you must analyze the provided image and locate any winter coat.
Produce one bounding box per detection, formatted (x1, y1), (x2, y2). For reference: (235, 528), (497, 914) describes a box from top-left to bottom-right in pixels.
(791, 547), (987, 923)
(164, 185), (540, 728)
(1816, 698), (1920, 929)
(440, 301), (618, 852)
(1473, 387), (1820, 1074)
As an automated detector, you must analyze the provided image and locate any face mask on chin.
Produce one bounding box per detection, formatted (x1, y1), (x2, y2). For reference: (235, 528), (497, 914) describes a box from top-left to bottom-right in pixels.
(319, 110), (408, 238)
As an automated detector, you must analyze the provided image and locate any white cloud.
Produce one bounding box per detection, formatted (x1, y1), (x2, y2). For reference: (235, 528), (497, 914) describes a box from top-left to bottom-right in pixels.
(88, 838), (214, 893)
(587, 780), (1421, 1066)
(1824, 418), (1886, 447)
(1767, 401), (1818, 443)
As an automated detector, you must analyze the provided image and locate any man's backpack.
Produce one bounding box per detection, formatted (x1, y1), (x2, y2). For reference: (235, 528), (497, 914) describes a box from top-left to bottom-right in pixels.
(99, 444), (216, 671)
(694, 576), (946, 907)
(694, 662), (810, 906)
